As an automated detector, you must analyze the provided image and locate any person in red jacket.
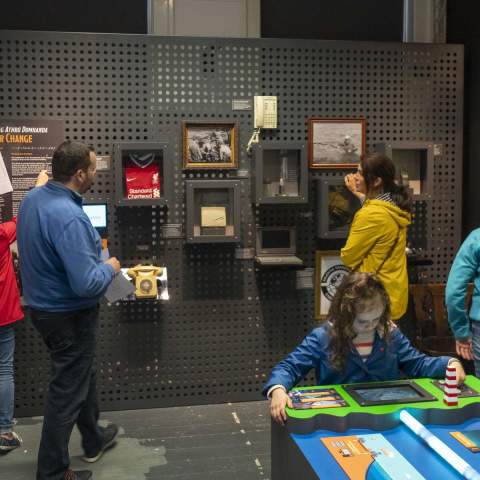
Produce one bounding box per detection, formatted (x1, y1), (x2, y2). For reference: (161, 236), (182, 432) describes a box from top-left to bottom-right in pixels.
(0, 170), (48, 453)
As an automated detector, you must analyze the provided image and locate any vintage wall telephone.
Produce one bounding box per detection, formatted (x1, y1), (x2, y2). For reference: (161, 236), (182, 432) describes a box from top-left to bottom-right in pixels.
(127, 265), (163, 299)
(247, 95), (278, 153)
(254, 95), (278, 129)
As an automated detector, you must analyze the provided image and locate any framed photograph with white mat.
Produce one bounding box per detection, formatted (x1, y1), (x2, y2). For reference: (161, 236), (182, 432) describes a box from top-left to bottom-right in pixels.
(315, 251), (350, 319)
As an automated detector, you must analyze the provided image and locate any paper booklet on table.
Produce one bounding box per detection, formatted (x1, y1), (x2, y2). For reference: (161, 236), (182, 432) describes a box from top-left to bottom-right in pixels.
(104, 271), (135, 303)
(450, 430), (480, 453)
(289, 388), (348, 409)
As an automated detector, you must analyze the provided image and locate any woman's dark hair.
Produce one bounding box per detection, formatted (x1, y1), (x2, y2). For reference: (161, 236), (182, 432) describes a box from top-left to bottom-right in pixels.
(52, 140), (94, 183)
(361, 152), (412, 213)
(328, 272), (391, 372)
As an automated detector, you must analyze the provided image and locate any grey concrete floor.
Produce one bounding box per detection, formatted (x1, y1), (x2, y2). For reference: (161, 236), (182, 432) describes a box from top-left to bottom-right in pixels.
(1, 400), (271, 480)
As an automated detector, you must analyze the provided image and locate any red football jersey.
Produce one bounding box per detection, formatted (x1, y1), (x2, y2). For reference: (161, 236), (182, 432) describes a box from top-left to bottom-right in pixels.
(125, 163), (161, 200)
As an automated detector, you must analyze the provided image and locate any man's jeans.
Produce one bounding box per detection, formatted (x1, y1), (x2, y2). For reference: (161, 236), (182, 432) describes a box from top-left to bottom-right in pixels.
(31, 306), (104, 480)
(0, 324), (15, 434)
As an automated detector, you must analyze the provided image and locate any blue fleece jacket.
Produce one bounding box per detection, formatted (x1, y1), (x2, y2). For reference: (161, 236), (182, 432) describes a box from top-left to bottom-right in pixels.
(262, 323), (450, 396)
(17, 181), (114, 311)
(446, 228), (480, 339)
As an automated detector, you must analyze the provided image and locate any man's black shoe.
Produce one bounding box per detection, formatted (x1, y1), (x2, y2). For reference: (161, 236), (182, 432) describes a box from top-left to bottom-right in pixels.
(83, 424), (119, 463)
(64, 469), (92, 480)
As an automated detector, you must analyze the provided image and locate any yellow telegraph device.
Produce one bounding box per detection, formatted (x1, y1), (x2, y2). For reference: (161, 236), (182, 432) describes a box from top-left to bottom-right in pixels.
(127, 265), (163, 299)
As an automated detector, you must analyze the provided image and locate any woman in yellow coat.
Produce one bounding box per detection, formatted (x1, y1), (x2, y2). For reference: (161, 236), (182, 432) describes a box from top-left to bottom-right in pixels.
(341, 153), (412, 333)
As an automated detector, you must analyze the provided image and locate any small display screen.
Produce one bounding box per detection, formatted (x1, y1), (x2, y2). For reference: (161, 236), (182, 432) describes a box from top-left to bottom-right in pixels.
(344, 381), (436, 406)
(83, 204), (107, 228)
(355, 385), (423, 402)
(261, 229), (291, 249)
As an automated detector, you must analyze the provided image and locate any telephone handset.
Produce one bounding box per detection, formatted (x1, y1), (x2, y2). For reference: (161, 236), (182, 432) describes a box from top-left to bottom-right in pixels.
(254, 96), (278, 129)
(247, 96), (278, 153)
(127, 264), (163, 299)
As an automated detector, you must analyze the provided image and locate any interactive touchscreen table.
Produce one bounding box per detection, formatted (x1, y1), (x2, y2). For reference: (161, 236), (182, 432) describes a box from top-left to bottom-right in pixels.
(271, 375), (480, 480)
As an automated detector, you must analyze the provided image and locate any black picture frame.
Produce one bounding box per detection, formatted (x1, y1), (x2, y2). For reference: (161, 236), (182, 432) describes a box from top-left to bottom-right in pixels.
(252, 141), (308, 204)
(315, 176), (361, 239)
(185, 179), (241, 243)
(114, 142), (172, 207)
(375, 141), (435, 200)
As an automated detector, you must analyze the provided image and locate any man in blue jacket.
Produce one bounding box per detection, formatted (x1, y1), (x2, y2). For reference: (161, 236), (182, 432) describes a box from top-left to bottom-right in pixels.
(446, 228), (480, 374)
(17, 141), (121, 480)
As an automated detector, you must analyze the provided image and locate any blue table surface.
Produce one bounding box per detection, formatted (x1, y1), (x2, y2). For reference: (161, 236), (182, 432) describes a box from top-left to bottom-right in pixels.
(292, 417), (480, 479)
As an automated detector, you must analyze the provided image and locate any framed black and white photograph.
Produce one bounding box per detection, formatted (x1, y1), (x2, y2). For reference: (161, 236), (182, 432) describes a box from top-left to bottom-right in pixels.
(183, 122), (237, 169)
(309, 118), (366, 169)
(315, 251), (351, 319)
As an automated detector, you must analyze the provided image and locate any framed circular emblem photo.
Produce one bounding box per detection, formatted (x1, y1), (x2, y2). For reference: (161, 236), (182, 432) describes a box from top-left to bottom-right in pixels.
(315, 250), (350, 319)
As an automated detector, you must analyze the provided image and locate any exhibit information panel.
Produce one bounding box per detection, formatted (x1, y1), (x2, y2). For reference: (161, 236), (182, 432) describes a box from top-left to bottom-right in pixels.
(0, 119), (64, 221)
(275, 376), (480, 480)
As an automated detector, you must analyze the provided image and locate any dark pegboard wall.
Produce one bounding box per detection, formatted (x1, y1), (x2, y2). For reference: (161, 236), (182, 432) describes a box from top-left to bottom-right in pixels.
(0, 31), (463, 416)
(409, 201), (428, 252)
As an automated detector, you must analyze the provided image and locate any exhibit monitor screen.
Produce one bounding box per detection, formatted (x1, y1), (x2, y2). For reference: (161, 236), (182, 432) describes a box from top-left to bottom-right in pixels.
(257, 227), (296, 254)
(83, 203), (107, 229)
(343, 381), (436, 407)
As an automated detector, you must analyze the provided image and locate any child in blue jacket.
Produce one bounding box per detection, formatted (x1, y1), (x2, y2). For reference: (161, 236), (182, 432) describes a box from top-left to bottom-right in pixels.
(264, 272), (465, 425)
(446, 228), (480, 374)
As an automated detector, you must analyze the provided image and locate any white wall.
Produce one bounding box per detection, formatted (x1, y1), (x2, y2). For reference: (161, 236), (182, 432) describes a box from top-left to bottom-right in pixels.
(403, 0), (446, 43)
(151, 0), (260, 37)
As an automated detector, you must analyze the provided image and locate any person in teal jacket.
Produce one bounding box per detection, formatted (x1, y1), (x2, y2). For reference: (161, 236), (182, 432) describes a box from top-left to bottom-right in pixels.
(265, 272), (465, 425)
(446, 228), (480, 374)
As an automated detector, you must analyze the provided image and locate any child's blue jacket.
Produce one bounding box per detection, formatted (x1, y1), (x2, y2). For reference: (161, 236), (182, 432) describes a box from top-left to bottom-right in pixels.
(262, 323), (451, 396)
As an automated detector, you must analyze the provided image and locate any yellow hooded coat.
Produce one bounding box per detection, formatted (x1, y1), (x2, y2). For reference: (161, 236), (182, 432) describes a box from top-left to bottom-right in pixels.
(340, 199), (412, 320)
